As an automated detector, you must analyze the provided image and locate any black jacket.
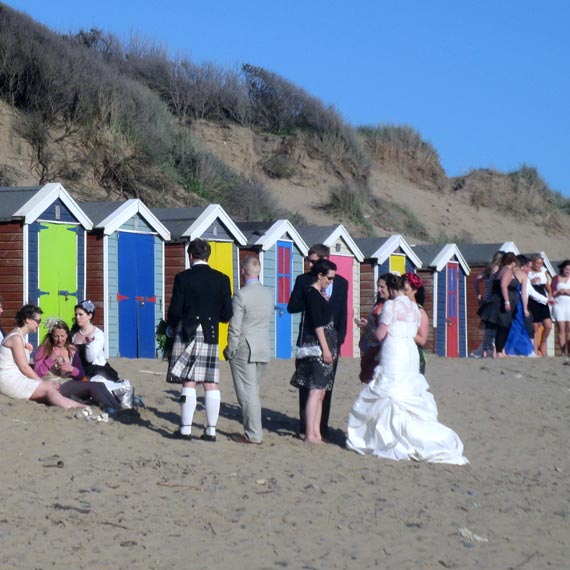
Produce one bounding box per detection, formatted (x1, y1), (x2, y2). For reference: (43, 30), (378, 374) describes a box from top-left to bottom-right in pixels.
(287, 272), (348, 347)
(167, 264), (233, 344)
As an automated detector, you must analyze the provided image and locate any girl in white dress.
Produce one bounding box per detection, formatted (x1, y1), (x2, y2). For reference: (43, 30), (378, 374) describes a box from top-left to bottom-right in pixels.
(346, 275), (468, 464)
(0, 305), (85, 409)
(552, 260), (570, 356)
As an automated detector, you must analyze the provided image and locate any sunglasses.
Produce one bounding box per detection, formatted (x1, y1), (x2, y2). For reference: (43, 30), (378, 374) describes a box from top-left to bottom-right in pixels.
(324, 275), (335, 281)
(305, 257), (321, 264)
(31, 317), (42, 324)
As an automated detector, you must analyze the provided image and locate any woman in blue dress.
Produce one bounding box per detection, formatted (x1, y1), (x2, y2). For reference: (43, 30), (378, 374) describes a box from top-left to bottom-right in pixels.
(505, 255), (535, 357)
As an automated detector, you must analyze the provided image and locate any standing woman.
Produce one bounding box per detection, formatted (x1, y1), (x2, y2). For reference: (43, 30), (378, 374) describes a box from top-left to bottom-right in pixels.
(356, 274), (389, 384)
(552, 260), (570, 356)
(528, 254), (553, 357)
(403, 272), (429, 373)
(290, 260), (338, 444)
(470, 251), (503, 358)
(0, 305), (85, 409)
(478, 252), (519, 357)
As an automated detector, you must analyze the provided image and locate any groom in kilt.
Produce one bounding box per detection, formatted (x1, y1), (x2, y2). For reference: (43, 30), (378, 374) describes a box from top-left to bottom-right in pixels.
(166, 238), (233, 441)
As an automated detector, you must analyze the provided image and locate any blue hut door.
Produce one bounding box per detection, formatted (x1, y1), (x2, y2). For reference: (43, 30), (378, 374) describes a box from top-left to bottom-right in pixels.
(118, 232), (156, 358)
(276, 241), (292, 358)
(446, 262), (459, 357)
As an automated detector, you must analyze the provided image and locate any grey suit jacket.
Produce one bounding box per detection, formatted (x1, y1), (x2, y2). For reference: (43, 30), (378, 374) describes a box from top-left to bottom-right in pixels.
(227, 281), (274, 362)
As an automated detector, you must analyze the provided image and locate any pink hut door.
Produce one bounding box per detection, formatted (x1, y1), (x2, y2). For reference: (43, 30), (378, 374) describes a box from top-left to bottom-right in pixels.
(331, 255), (353, 357)
(446, 262), (459, 357)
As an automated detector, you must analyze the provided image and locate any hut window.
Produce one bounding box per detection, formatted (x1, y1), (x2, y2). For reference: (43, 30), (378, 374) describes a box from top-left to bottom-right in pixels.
(212, 222), (218, 237)
(335, 242), (341, 253)
(55, 205), (61, 220)
(134, 218), (139, 231)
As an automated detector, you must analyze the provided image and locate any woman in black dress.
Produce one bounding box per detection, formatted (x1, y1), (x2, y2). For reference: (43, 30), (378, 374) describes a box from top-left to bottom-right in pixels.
(291, 260), (338, 444)
(478, 252), (519, 357)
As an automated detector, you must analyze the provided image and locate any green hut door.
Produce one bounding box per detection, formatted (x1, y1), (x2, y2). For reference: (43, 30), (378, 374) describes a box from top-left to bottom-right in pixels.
(38, 223), (78, 339)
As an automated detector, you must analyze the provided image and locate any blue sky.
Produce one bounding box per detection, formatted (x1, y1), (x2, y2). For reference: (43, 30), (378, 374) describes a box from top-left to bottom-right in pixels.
(7, 0), (570, 195)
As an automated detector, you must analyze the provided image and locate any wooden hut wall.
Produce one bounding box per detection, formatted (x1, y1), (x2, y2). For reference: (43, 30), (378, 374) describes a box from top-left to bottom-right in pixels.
(86, 233), (104, 329)
(27, 199), (85, 346)
(164, 242), (186, 311)
(466, 266), (484, 353)
(0, 221), (23, 331)
(106, 214), (162, 358)
(459, 268), (468, 357)
(417, 269), (435, 353)
(435, 269), (447, 357)
(359, 261), (375, 320)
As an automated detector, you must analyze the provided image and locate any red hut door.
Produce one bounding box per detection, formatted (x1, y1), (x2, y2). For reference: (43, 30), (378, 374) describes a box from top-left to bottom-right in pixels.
(446, 262), (459, 357)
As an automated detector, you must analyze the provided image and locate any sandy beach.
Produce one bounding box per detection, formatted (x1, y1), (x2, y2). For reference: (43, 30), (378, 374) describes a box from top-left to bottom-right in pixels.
(1, 355), (569, 569)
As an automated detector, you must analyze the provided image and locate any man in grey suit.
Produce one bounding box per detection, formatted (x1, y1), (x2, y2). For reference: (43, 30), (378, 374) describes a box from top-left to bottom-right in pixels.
(225, 256), (274, 444)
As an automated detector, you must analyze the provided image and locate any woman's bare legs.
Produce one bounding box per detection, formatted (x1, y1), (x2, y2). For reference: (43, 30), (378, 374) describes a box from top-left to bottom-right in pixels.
(539, 319), (553, 356)
(30, 382), (85, 409)
(556, 321), (567, 355)
(305, 389), (325, 444)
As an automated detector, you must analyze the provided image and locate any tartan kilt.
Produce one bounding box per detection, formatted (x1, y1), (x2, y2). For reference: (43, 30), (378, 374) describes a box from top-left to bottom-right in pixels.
(166, 325), (220, 384)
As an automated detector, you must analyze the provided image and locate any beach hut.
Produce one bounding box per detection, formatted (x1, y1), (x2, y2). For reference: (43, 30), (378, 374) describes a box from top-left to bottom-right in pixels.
(80, 200), (170, 359)
(412, 243), (471, 358)
(237, 219), (308, 359)
(0, 183), (92, 347)
(355, 233), (422, 317)
(297, 225), (364, 358)
(153, 204), (247, 358)
(458, 242), (519, 353)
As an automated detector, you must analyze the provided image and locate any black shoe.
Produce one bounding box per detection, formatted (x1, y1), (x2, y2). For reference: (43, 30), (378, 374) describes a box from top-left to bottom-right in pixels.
(170, 430), (192, 441)
(200, 433), (216, 442)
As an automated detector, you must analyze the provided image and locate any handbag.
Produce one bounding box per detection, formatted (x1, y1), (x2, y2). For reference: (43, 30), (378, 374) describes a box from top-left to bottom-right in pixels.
(295, 344), (322, 359)
(295, 310), (322, 360)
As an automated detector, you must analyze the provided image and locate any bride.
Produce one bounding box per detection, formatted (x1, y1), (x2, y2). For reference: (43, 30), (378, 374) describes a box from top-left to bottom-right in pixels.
(346, 274), (468, 464)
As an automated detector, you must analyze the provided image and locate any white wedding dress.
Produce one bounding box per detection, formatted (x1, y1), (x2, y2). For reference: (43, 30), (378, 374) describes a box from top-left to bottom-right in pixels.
(346, 296), (468, 465)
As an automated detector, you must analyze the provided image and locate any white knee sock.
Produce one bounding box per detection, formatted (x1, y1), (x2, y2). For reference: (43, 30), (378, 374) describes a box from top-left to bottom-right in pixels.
(204, 390), (221, 436)
(180, 387), (197, 435)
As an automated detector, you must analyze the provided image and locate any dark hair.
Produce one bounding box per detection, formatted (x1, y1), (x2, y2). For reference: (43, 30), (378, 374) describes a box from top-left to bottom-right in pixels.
(516, 254), (529, 267)
(500, 252), (517, 266)
(187, 238), (211, 261)
(75, 299), (96, 316)
(309, 259), (337, 282)
(483, 251), (503, 277)
(385, 273), (404, 293)
(558, 259), (570, 274)
(15, 304), (42, 326)
(307, 243), (330, 259)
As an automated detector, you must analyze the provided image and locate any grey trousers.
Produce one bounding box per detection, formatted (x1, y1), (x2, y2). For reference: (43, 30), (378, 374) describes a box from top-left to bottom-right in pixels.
(229, 350), (266, 443)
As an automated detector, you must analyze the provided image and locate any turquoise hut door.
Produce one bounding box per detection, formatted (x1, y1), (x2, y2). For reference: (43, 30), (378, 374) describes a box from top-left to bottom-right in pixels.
(276, 241), (292, 358)
(117, 232), (156, 358)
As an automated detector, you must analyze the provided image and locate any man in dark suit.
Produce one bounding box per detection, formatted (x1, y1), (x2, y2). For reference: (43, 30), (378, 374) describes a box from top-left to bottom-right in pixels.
(167, 238), (233, 442)
(287, 243), (348, 438)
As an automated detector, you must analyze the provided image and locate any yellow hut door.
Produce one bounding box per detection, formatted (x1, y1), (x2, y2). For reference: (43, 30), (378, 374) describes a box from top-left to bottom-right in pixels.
(389, 254), (406, 275)
(208, 241), (233, 359)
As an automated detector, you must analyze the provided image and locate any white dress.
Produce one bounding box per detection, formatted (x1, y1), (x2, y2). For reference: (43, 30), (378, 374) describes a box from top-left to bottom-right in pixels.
(0, 332), (41, 400)
(553, 279), (570, 322)
(346, 296), (468, 465)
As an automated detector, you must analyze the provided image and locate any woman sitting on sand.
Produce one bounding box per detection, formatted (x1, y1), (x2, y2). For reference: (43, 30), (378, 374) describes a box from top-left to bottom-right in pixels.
(34, 319), (122, 411)
(346, 274), (468, 464)
(0, 305), (85, 410)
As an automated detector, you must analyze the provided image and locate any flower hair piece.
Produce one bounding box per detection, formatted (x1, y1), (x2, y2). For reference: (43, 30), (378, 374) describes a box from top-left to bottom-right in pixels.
(404, 272), (423, 290)
(79, 299), (95, 313)
(44, 317), (61, 333)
